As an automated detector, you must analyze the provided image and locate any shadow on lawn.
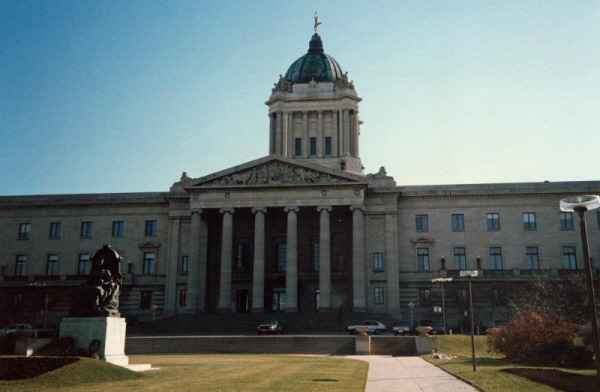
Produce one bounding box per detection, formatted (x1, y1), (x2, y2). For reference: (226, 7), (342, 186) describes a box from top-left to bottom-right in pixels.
(501, 368), (600, 392)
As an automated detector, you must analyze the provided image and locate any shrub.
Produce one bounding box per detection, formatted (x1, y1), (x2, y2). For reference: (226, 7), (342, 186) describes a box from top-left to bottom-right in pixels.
(33, 336), (86, 357)
(530, 338), (593, 368)
(487, 311), (577, 362)
(579, 321), (599, 350)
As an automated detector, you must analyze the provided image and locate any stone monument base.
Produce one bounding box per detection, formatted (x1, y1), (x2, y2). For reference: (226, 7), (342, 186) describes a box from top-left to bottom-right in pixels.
(60, 317), (129, 366)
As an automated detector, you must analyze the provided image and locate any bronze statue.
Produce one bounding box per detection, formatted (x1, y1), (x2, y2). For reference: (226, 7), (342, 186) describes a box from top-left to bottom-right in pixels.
(69, 245), (123, 317)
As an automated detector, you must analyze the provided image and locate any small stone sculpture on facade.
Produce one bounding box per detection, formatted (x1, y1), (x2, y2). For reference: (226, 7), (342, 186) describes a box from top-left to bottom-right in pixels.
(69, 245), (123, 317)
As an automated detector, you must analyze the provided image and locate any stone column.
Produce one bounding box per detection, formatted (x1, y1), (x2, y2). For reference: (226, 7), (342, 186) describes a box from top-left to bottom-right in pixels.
(318, 206), (332, 311)
(343, 110), (351, 155)
(276, 112), (283, 155)
(282, 112), (288, 156)
(302, 111), (309, 158)
(338, 109), (344, 155)
(332, 111), (339, 157)
(252, 207), (267, 312)
(218, 208), (234, 312)
(385, 212), (400, 314)
(269, 113), (275, 154)
(287, 112), (294, 157)
(351, 206), (367, 312)
(187, 210), (202, 312)
(164, 217), (181, 316)
(317, 110), (324, 158)
(285, 206), (299, 312)
(198, 214), (208, 312)
(354, 111), (360, 158)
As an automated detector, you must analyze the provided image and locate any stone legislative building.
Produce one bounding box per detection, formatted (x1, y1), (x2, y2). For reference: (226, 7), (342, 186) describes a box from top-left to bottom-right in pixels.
(1, 30), (599, 330)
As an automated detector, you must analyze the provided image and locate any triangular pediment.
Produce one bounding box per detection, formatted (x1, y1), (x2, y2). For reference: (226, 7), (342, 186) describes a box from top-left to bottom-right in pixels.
(181, 156), (367, 190)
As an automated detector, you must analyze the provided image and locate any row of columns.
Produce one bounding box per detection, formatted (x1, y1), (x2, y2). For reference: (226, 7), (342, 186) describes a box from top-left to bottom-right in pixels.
(269, 110), (360, 159)
(183, 205), (366, 313)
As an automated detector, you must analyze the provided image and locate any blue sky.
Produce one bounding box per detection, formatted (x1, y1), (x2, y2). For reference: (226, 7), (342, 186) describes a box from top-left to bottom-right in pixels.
(1, 1), (599, 195)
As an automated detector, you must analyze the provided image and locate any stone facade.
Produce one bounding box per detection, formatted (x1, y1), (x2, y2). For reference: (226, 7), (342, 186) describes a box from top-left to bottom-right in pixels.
(1, 31), (599, 330)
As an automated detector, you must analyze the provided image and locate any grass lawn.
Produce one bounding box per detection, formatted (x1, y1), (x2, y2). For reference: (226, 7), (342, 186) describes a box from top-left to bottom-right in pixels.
(425, 335), (599, 392)
(0, 354), (368, 391)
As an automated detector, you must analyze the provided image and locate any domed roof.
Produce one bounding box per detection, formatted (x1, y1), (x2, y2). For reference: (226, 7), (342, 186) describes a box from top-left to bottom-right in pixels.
(284, 33), (344, 84)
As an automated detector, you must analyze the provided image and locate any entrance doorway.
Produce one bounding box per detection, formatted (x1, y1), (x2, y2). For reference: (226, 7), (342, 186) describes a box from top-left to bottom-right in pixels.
(271, 288), (286, 312)
(236, 290), (249, 313)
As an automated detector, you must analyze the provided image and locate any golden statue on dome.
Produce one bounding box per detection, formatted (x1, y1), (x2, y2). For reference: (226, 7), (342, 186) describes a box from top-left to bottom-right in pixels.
(314, 12), (321, 33)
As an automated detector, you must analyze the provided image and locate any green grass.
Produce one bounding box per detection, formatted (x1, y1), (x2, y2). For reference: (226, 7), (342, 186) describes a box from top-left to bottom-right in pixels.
(425, 335), (598, 392)
(0, 355), (368, 391)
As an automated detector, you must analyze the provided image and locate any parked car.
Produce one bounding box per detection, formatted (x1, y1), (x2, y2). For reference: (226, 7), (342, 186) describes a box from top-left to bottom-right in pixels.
(256, 320), (284, 335)
(428, 321), (445, 335)
(347, 320), (386, 335)
(0, 323), (33, 337)
(392, 320), (417, 336)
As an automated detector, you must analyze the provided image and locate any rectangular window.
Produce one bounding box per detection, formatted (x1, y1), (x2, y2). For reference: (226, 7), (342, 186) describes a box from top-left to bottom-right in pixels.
(179, 289), (187, 306)
(18, 223), (30, 240)
(313, 242), (320, 271)
(309, 137), (317, 156)
(451, 214), (464, 231)
(373, 252), (384, 271)
(140, 291), (153, 309)
(80, 222), (93, 238)
(492, 289), (505, 306)
(417, 248), (430, 271)
(487, 213), (500, 230)
(454, 247), (467, 270)
(324, 137), (332, 156)
(46, 254), (59, 276)
(562, 246), (577, 269)
(597, 211), (600, 229)
(277, 243), (286, 272)
(415, 215), (428, 232)
(374, 287), (384, 304)
(143, 252), (156, 275)
(145, 220), (157, 236)
(522, 212), (536, 229)
(235, 243), (251, 272)
(419, 289), (432, 306)
(525, 246), (540, 269)
(560, 212), (573, 229)
(456, 289), (468, 305)
(489, 247), (502, 270)
(78, 253), (91, 275)
(181, 255), (189, 273)
(15, 255), (27, 276)
(49, 222), (61, 239)
(112, 221), (124, 237)
(294, 138), (302, 156)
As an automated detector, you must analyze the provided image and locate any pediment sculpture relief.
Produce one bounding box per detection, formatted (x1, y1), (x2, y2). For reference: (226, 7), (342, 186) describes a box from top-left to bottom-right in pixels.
(207, 162), (349, 187)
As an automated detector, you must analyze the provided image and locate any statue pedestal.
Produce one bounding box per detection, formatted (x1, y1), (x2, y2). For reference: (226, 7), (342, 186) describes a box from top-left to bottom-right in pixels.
(354, 326), (371, 354)
(60, 317), (129, 366)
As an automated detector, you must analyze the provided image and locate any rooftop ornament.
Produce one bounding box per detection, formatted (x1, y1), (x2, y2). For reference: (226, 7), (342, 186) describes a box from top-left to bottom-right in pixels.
(314, 12), (321, 33)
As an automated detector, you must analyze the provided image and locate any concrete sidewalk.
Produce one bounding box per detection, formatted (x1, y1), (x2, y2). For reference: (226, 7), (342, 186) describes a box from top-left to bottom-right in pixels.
(346, 355), (478, 391)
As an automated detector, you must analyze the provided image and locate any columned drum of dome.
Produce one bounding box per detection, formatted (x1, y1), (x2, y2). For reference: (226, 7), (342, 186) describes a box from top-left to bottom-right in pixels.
(284, 34), (344, 84)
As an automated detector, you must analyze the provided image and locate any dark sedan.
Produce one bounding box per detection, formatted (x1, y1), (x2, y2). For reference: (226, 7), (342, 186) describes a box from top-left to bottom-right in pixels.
(256, 320), (284, 335)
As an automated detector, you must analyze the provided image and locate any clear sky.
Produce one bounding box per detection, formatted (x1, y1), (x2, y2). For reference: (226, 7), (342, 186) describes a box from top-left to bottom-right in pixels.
(1, 1), (599, 196)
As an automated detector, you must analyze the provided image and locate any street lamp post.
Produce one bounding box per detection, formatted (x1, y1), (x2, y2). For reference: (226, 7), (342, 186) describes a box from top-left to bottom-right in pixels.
(460, 269), (478, 372)
(432, 277), (453, 334)
(560, 195), (600, 379)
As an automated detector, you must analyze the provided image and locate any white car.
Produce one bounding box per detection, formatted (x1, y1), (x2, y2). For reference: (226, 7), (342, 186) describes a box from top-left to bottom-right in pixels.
(0, 323), (33, 337)
(347, 320), (386, 334)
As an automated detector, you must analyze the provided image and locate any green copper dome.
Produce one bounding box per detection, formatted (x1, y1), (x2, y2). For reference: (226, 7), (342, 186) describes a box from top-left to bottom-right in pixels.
(284, 33), (344, 84)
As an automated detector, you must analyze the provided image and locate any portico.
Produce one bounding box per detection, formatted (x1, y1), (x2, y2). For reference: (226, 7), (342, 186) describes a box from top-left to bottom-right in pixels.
(176, 156), (369, 314)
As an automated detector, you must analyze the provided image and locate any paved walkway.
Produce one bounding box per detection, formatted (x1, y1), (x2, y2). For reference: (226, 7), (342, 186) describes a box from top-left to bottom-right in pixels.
(346, 355), (478, 391)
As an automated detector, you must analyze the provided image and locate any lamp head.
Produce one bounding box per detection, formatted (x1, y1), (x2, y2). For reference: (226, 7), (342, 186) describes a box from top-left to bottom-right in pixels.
(560, 195), (600, 212)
